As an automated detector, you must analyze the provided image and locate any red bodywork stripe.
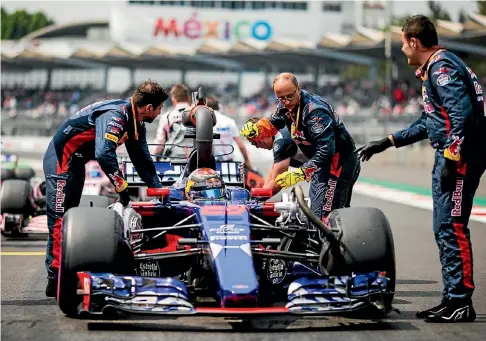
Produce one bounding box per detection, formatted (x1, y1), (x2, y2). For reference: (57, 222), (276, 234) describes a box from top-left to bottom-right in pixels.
(200, 205), (248, 216)
(141, 234), (190, 253)
(195, 307), (289, 314)
(200, 206), (226, 216)
(57, 128), (96, 173)
(77, 272), (92, 311)
(452, 222), (474, 290)
(132, 202), (156, 217)
(263, 202), (280, 217)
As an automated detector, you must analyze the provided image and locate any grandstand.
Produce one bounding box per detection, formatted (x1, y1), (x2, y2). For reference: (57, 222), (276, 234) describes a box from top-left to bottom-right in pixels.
(2, 1), (486, 144)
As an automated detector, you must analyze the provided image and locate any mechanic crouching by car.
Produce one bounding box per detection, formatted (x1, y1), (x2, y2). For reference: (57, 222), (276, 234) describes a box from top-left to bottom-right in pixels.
(357, 15), (486, 323)
(43, 80), (169, 297)
(243, 117), (311, 196)
(240, 73), (360, 221)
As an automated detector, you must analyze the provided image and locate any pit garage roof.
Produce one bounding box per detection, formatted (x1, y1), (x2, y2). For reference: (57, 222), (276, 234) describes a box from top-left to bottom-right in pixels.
(2, 13), (485, 72)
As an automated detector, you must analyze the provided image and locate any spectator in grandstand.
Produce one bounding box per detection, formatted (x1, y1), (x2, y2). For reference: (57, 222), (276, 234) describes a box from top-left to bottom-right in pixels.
(240, 72), (360, 221)
(152, 83), (193, 159)
(205, 95), (253, 170)
(42, 80), (168, 297)
(357, 15), (486, 323)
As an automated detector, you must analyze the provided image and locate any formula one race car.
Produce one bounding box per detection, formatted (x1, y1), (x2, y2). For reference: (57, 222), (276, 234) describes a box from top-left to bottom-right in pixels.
(57, 89), (396, 320)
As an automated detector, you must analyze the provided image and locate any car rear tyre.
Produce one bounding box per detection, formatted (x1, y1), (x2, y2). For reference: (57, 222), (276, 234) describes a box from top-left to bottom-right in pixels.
(57, 207), (132, 317)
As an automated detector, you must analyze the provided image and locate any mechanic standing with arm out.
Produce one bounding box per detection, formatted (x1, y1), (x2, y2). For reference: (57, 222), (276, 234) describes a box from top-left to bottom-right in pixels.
(43, 80), (169, 297)
(205, 95), (253, 170)
(152, 83), (192, 158)
(357, 15), (486, 323)
(240, 73), (360, 221)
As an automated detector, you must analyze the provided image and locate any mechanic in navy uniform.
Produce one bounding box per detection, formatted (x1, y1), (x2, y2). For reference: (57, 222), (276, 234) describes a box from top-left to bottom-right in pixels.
(43, 80), (169, 297)
(244, 117), (359, 205)
(357, 15), (486, 323)
(240, 73), (360, 221)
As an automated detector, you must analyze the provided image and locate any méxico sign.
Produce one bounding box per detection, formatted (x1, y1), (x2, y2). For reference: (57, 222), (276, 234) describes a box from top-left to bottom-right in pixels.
(153, 12), (273, 41)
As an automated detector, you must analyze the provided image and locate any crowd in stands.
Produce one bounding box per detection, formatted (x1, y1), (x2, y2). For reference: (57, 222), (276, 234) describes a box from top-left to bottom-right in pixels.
(1, 85), (99, 119)
(240, 79), (426, 119)
(3, 77), (486, 128)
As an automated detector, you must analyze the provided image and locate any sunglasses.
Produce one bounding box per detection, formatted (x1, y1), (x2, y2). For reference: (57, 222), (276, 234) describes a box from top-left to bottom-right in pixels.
(276, 89), (298, 104)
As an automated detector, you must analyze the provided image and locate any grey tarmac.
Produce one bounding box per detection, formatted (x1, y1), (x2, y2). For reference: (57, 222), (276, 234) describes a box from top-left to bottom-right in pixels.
(2, 191), (486, 341)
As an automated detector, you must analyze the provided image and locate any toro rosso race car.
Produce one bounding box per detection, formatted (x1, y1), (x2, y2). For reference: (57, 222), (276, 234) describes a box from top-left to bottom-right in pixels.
(0, 160), (116, 237)
(57, 89), (396, 320)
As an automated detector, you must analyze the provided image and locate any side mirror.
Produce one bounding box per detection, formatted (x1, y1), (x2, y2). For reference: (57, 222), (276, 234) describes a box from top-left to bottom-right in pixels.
(146, 187), (171, 197)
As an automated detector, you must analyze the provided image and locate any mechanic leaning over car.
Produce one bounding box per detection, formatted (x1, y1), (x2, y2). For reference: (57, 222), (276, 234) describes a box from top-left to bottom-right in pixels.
(205, 95), (253, 170)
(243, 117), (311, 196)
(357, 15), (486, 323)
(240, 73), (361, 221)
(42, 80), (168, 297)
(152, 83), (192, 158)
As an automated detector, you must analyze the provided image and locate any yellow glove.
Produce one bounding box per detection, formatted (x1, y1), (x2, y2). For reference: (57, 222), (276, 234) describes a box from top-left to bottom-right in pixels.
(275, 168), (306, 189)
(240, 121), (259, 138)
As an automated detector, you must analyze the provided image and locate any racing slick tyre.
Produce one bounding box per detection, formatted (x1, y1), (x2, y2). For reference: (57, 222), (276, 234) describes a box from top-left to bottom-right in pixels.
(1, 168), (14, 182)
(0, 179), (34, 216)
(58, 207), (132, 317)
(0, 179), (33, 237)
(13, 167), (36, 181)
(326, 207), (396, 310)
(79, 195), (113, 208)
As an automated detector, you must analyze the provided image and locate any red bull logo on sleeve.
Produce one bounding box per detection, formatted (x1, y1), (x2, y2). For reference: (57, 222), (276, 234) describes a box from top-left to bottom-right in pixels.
(291, 125), (311, 146)
(302, 165), (320, 181)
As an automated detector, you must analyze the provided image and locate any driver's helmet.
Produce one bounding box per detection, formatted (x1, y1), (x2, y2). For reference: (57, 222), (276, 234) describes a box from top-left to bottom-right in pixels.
(185, 168), (225, 201)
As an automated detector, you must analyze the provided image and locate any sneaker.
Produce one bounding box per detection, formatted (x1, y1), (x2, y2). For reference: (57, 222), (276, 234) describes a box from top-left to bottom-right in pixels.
(424, 299), (476, 323)
(45, 277), (58, 298)
(415, 298), (448, 318)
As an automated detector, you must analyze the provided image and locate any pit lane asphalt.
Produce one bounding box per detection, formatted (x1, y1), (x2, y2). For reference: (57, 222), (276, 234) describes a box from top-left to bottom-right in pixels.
(2, 192), (486, 340)
(2, 156), (486, 340)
